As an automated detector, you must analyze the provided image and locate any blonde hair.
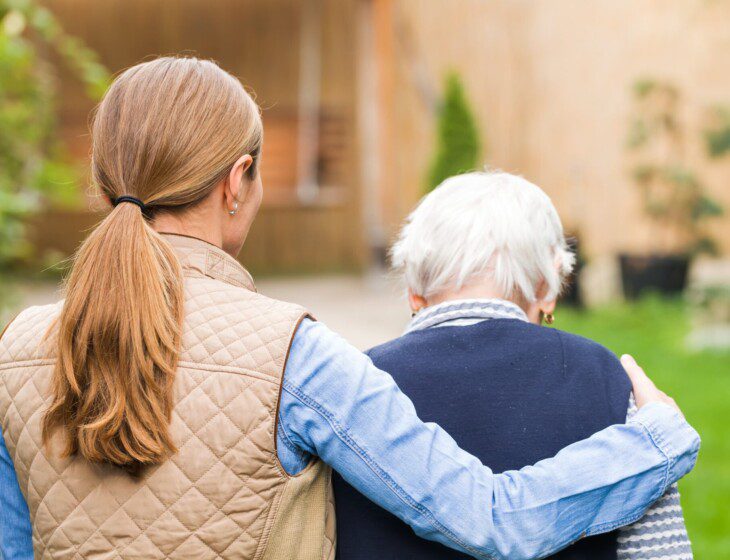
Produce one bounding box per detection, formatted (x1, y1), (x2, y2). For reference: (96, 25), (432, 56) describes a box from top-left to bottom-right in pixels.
(42, 57), (263, 473)
(391, 171), (575, 302)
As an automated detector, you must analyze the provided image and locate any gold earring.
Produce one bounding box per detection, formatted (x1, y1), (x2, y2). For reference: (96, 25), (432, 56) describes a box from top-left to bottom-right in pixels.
(544, 312), (555, 325)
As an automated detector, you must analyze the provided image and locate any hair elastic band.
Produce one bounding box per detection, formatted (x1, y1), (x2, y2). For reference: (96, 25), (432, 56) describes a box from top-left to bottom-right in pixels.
(113, 195), (147, 212)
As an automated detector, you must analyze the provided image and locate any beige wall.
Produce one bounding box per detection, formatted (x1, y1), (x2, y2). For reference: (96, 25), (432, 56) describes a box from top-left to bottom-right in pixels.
(379, 0), (730, 258)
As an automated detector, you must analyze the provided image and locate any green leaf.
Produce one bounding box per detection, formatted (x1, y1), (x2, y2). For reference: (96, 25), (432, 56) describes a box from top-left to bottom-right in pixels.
(690, 237), (719, 257)
(633, 78), (657, 99)
(692, 195), (724, 220)
(705, 107), (730, 158)
(0, 0), (108, 270)
(631, 164), (655, 184)
(29, 6), (61, 40)
(426, 72), (483, 192)
(626, 119), (649, 149)
(661, 165), (700, 190)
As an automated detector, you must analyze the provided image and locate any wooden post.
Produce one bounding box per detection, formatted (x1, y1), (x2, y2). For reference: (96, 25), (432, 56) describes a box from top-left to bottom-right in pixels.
(297, 0), (323, 203)
(358, 0), (395, 259)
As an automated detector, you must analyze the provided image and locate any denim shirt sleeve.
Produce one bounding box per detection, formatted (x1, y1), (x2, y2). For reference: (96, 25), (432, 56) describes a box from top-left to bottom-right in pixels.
(0, 426), (33, 560)
(278, 318), (700, 560)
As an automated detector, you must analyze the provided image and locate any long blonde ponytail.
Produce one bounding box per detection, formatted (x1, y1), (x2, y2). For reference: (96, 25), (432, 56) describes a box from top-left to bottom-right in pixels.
(42, 57), (263, 472)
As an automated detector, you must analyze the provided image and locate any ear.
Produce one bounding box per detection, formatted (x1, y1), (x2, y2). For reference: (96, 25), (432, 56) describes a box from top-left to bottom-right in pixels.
(541, 297), (557, 315)
(225, 154), (254, 210)
(539, 258), (563, 315)
(408, 291), (428, 314)
(533, 278), (557, 316)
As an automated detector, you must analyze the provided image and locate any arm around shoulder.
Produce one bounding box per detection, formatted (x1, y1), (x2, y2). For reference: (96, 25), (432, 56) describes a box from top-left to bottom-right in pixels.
(280, 320), (700, 560)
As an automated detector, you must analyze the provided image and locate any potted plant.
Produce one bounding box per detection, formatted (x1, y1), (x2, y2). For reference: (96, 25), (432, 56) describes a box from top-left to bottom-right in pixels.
(621, 79), (723, 299)
(560, 233), (585, 307)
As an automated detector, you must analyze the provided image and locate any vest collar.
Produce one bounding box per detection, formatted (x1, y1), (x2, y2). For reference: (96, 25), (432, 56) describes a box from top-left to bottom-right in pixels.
(407, 298), (528, 333)
(161, 233), (256, 292)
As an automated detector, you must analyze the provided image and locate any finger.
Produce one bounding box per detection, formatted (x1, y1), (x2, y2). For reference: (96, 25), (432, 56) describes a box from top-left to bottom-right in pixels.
(620, 354), (651, 386)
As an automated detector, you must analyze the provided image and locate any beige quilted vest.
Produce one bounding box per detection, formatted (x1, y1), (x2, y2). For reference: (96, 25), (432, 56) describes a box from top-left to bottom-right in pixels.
(0, 234), (336, 560)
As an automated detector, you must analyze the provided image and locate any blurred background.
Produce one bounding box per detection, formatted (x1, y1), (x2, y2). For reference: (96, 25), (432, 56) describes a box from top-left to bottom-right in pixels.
(1, 0), (728, 556)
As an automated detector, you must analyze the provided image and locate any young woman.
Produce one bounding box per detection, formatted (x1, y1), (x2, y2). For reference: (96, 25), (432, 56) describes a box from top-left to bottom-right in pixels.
(334, 171), (693, 560)
(0, 57), (698, 560)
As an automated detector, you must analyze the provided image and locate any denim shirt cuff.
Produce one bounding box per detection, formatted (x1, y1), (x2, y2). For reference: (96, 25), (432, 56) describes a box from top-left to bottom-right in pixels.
(628, 402), (701, 487)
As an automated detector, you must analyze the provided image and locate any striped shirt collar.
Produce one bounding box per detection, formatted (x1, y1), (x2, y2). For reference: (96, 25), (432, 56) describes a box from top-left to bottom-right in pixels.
(406, 298), (529, 334)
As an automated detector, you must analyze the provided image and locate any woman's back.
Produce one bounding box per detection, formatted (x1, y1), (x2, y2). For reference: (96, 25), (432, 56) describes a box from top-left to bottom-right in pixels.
(0, 234), (335, 559)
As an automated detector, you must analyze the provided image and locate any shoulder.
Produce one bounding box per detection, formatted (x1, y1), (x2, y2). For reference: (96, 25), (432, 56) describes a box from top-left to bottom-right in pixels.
(498, 322), (632, 411)
(284, 318), (383, 403)
(366, 334), (413, 361)
(184, 274), (306, 320)
(0, 302), (63, 365)
(365, 328), (451, 372)
(552, 328), (632, 394)
(179, 276), (308, 374)
(289, 319), (358, 367)
(486, 319), (619, 365)
(553, 328), (622, 368)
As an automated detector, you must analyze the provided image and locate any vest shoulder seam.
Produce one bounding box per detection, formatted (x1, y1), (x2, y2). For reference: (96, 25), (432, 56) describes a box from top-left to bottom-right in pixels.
(177, 361), (281, 384)
(0, 358), (55, 372)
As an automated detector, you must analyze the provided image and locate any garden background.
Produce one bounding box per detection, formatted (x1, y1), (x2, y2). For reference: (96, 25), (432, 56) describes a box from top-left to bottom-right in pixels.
(1, 0), (729, 557)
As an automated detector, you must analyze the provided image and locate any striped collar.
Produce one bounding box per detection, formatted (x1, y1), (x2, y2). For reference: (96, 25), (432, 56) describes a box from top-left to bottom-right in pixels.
(406, 298), (528, 334)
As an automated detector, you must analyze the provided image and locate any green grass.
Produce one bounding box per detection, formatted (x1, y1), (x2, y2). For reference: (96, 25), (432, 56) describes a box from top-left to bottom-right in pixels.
(559, 298), (730, 558)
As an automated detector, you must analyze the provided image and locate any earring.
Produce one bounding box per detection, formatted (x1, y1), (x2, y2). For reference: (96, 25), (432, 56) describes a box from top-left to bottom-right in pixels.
(229, 201), (239, 216)
(544, 312), (555, 325)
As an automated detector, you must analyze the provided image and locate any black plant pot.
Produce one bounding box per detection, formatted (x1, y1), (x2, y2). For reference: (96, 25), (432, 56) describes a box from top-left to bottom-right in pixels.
(619, 253), (690, 300)
(561, 235), (584, 307)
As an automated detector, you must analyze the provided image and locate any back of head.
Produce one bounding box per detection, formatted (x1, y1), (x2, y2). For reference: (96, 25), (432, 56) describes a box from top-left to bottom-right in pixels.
(42, 57), (263, 473)
(391, 171), (574, 303)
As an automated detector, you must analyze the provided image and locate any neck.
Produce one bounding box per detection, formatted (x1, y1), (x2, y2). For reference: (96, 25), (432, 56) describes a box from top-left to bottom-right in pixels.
(153, 211), (224, 250)
(426, 284), (540, 325)
(427, 285), (508, 307)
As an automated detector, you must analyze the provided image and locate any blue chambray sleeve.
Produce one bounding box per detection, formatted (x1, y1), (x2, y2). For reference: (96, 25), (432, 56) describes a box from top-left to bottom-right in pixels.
(278, 319), (700, 560)
(0, 427), (33, 560)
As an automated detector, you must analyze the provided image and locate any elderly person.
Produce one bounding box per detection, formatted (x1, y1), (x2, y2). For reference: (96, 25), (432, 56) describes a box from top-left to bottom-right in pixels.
(334, 171), (693, 560)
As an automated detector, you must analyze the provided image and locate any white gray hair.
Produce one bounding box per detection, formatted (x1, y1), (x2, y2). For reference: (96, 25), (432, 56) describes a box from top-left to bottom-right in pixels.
(391, 171), (575, 302)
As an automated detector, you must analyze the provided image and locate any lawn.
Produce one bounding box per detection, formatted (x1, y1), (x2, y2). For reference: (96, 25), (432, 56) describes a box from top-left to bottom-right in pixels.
(560, 298), (730, 558)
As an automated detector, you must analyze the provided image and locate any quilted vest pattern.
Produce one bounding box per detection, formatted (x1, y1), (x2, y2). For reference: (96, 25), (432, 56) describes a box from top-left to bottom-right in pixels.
(0, 234), (336, 560)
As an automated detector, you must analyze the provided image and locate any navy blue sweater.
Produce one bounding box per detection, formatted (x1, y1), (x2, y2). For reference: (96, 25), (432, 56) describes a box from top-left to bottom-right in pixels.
(333, 319), (631, 560)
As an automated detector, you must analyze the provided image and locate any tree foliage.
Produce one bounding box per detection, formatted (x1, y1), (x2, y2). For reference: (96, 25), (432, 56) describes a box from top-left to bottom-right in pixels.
(426, 73), (482, 192)
(0, 0), (109, 268)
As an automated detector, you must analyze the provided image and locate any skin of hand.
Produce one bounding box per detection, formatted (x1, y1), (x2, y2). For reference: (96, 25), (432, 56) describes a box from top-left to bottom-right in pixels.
(621, 354), (682, 416)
